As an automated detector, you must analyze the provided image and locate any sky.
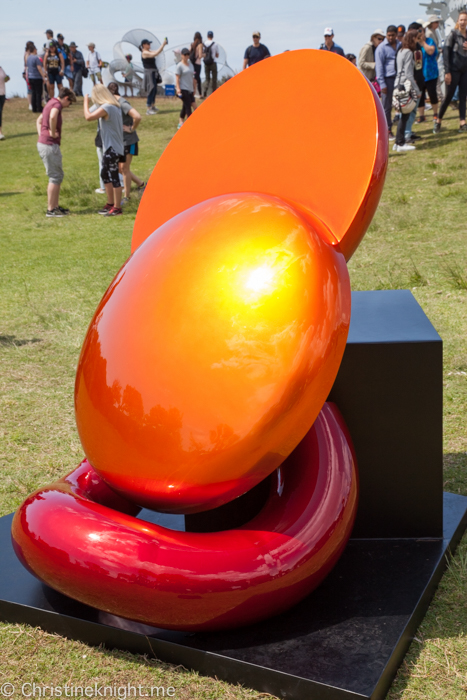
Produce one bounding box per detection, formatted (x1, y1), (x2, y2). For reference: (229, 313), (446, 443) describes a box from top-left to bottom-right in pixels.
(1, 0), (429, 98)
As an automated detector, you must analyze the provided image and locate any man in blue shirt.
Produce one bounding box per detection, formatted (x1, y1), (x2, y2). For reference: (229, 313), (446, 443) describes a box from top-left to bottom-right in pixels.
(375, 25), (401, 138)
(243, 32), (270, 69)
(319, 28), (345, 56)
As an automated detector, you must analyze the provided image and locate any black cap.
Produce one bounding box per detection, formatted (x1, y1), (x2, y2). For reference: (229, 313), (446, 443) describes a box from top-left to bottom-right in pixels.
(141, 38), (152, 45)
(57, 33), (64, 39)
(207, 31), (214, 37)
(181, 47), (190, 55)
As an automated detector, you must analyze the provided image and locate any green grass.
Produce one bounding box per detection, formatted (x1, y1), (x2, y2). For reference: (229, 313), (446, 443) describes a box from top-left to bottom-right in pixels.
(0, 97), (467, 699)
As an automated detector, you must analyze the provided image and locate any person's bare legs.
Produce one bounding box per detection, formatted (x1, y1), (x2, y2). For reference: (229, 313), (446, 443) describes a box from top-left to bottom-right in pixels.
(130, 172), (144, 187)
(113, 186), (122, 208)
(47, 183), (60, 211)
(104, 182), (114, 205)
(47, 81), (54, 99)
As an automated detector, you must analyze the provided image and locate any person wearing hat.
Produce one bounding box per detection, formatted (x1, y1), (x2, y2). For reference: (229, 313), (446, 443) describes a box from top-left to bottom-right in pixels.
(69, 42), (85, 96)
(319, 28), (344, 56)
(397, 25), (406, 42)
(175, 48), (196, 128)
(243, 32), (270, 69)
(36, 86), (76, 217)
(203, 30), (219, 96)
(140, 37), (167, 115)
(358, 29), (385, 81)
(41, 30), (58, 58)
(86, 43), (103, 85)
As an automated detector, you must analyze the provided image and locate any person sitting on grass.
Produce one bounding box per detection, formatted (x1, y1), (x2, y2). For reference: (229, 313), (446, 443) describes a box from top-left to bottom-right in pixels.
(36, 86), (76, 217)
(84, 85), (125, 217)
(107, 82), (145, 203)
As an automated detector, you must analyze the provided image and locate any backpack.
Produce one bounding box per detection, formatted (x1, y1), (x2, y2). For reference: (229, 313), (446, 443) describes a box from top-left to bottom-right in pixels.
(189, 46), (197, 66)
(204, 42), (214, 66)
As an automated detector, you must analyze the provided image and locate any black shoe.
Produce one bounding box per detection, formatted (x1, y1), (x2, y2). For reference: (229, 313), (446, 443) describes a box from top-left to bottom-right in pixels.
(410, 133), (422, 140)
(433, 120), (441, 134)
(46, 209), (64, 218)
(458, 123), (467, 133)
(56, 205), (70, 214)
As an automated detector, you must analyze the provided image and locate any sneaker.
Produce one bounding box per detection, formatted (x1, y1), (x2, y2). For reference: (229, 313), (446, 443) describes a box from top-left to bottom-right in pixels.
(177, 123), (183, 130)
(0, 134), (5, 140)
(416, 116), (426, 123)
(388, 130), (395, 141)
(55, 205), (70, 215)
(46, 209), (64, 217)
(137, 182), (146, 192)
(121, 197), (130, 205)
(409, 133), (422, 140)
(393, 143), (416, 152)
(95, 188), (106, 194)
(433, 120), (441, 133)
(458, 123), (467, 133)
(28, 104), (33, 111)
(104, 206), (123, 216)
(98, 203), (114, 215)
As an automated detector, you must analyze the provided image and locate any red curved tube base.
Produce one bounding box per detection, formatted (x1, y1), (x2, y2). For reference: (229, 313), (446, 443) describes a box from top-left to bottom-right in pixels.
(12, 403), (357, 632)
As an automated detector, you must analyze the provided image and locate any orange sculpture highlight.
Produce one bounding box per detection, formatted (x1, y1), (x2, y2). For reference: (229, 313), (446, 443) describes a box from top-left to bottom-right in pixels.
(12, 50), (388, 632)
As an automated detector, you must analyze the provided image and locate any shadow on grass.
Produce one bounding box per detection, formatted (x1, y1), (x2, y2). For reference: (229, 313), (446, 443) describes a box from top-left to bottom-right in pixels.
(0, 335), (42, 347)
(3, 132), (37, 139)
(0, 192), (22, 197)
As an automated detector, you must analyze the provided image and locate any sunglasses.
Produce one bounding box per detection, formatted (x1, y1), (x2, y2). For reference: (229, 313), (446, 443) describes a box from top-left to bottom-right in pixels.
(253, 35), (260, 38)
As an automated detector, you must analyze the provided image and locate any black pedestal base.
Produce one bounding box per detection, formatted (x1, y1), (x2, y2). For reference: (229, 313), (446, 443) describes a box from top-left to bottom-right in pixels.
(1, 493), (467, 700)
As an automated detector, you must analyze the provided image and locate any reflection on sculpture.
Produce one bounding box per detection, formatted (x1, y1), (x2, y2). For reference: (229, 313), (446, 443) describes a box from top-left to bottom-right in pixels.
(12, 51), (388, 631)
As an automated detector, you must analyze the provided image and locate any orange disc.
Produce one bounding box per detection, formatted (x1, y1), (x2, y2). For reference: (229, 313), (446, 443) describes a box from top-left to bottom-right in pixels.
(132, 50), (388, 260)
(75, 193), (350, 513)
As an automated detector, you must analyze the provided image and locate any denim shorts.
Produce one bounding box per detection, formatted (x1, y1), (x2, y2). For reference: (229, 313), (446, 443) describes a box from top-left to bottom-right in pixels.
(48, 71), (63, 85)
(37, 142), (64, 185)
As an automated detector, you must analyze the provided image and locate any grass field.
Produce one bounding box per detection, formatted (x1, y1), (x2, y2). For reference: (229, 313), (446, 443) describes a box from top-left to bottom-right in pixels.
(0, 95), (466, 699)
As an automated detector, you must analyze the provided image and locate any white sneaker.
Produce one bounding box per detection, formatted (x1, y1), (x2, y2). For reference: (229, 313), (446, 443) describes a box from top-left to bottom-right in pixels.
(0, 134), (5, 140)
(28, 104), (33, 111)
(392, 143), (416, 152)
(95, 188), (106, 194)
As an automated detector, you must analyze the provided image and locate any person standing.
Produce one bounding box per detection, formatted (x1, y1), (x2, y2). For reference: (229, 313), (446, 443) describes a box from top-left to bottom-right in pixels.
(175, 48), (196, 128)
(424, 15), (443, 103)
(375, 25), (401, 139)
(190, 32), (204, 98)
(26, 44), (46, 113)
(358, 29), (385, 81)
(397, 25), (406, 42)
(434, 10), (467, 133)
(417, 25), (439, 126)
(44, 43), (65, 99)
(0, 65), (8, 139)
(87, 43), (103, 85)
(84, 85), (125, 216)
(140, 38), (167, 115)
(56, 34), (72, 87)
(107, 82), (145, 202)
(122, 55), (135, 97)
(393, 29), (421, 152)
(23, 41), (35, 111)
(69, 42), (84, 96)
(36, 86), (76, 216)
(243, 32), (270, 69)
(319, 28), (345, 56)
(203, 31), (219, 96)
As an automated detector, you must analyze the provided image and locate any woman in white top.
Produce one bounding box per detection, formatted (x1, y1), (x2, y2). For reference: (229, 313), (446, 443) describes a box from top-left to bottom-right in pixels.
(84, 85), (125, 216)
(393, 29), (421, 153)
(190, 32), (204, 98)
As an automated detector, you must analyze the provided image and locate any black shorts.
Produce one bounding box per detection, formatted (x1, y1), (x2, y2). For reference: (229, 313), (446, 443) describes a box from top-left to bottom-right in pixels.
(124, 142), (139, 157)
(101, 147), (124, 187)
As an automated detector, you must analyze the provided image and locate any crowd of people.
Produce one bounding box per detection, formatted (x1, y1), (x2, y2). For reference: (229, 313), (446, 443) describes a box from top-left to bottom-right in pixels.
(1, 20), (465, 215)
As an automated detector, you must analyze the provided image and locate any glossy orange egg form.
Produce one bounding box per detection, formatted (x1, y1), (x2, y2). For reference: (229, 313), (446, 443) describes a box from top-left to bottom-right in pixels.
(12, 50), (388, 631)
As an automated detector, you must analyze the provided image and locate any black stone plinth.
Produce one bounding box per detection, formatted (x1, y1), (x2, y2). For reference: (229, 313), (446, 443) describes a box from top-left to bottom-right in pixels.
(1, 493), (467, 700)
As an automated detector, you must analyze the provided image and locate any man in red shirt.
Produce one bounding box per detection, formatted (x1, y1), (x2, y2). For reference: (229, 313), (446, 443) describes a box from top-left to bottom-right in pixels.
(36, 86), (76, 217)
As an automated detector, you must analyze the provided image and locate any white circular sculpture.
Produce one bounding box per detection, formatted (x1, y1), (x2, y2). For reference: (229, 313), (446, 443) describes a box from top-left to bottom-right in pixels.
(104, 29), (234, 95)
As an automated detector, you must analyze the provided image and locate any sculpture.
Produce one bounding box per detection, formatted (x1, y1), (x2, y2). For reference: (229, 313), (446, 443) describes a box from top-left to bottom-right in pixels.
(12, 50), (388, 632)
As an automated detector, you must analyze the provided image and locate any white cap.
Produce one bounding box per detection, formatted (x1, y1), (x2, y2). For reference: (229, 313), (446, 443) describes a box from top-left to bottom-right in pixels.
(426, 14), (441, 24)
(324, 27), (334, 36)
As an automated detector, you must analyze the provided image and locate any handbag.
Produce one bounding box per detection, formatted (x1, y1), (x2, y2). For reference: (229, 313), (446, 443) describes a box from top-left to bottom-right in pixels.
(371, 78), (381, 97)
(392, 79), (417, 114)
